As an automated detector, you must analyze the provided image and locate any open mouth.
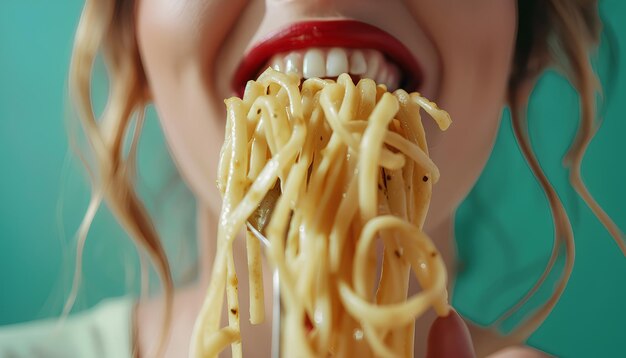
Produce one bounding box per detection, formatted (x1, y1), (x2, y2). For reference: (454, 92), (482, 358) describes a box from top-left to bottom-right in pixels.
(232, 20), (424, 97)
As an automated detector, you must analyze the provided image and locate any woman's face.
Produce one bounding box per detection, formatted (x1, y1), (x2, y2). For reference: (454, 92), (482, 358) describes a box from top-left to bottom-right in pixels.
(136, 0), (517, 229)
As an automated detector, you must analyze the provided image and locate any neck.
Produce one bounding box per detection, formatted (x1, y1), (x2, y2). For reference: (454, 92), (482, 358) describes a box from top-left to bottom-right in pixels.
(196, 201), (220, 286)
(133, 202), (223, 357)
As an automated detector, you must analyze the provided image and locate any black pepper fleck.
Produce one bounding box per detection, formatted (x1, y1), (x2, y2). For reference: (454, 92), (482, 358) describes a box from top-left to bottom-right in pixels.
(382, 169), (388, 189)
(394, 250), (401, 258)
(230, 308), (238, 315)
(422, 176), (429, 182)
(386, 175), (392, 181)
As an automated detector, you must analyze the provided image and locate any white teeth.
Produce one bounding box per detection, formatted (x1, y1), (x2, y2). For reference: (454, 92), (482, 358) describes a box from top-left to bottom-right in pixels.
(265, 48), (402, 91)
(285, 52), (303, 75)
(388, 65), (400, 91)
(377, 65), (389, 89)
(375, 63), (401, 91)
(303, 48), (326, 78)
(349, 50), (367, 75)
(326, 48), (349, 77)
(270, 55), (284, 72)
(364, 50), (383, 80)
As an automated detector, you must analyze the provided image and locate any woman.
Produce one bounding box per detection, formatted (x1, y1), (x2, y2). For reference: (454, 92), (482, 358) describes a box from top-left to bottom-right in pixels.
(2, 0), (621, 357)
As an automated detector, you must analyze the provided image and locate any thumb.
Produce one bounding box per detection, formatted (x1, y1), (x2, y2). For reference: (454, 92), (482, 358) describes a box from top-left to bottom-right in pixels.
(426, 309), (476, 358)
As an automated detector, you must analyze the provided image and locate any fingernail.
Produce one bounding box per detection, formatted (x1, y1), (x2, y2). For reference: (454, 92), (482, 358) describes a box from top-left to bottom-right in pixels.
(426, 309), (476, 358)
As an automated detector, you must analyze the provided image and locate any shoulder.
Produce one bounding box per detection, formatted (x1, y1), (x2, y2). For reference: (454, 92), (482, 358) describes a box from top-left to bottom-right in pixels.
(135, 285), (205, 358)
(0, 297), (135, 358)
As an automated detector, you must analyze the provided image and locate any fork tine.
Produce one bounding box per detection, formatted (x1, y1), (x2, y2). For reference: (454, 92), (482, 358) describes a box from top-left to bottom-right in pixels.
(271, 269), (281, 358)
(246, 222), (281, 358)
(246, 222), (271, 247)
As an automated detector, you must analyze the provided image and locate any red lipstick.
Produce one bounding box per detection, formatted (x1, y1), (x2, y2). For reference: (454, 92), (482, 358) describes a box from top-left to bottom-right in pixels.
(232, 20), (424, 96)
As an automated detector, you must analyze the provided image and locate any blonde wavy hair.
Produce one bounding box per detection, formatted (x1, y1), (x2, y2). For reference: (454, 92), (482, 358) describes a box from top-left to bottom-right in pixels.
(67, 0), (623, 355)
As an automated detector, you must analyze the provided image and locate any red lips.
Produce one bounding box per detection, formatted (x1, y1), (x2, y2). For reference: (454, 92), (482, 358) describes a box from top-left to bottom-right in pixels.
(232, 20), (424, 96)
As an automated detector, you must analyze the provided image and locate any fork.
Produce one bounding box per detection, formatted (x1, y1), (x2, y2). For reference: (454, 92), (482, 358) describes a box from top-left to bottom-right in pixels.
(246, 184), (282, 358)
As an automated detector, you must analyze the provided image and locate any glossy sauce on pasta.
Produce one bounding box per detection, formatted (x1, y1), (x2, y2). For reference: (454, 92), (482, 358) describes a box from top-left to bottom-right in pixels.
(191, 68), (452, 358)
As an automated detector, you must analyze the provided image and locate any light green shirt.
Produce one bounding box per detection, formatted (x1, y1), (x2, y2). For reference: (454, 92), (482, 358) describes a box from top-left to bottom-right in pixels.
(0, 298), (134, 358)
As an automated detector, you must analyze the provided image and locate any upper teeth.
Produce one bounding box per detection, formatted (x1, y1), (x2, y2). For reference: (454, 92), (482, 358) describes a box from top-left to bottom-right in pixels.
(268, 48), (401, 91)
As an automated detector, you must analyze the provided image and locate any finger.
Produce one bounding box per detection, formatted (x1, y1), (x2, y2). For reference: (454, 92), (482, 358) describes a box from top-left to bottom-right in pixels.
(426, 309), (476, 358)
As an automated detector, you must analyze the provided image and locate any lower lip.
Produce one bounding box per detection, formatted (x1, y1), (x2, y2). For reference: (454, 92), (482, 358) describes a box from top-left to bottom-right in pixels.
(232, 20), (424, 96)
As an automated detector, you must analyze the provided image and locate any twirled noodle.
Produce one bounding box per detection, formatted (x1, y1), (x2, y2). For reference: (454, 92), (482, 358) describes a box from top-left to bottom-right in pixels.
(190, 68), (452, 358)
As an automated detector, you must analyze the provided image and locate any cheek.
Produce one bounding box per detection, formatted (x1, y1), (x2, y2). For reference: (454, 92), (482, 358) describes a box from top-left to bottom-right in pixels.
(135, 0), (246, 206)
(408, 0), (517, 226)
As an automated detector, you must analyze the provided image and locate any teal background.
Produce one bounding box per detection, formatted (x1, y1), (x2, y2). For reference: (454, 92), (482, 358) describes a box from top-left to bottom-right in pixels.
(0, 0), (197, 325)
(452, 1), (626, 356)
(0, 1), (624, 357)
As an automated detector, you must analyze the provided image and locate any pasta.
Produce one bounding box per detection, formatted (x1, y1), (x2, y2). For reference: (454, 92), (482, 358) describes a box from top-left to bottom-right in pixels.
(190, 68), (452, 357)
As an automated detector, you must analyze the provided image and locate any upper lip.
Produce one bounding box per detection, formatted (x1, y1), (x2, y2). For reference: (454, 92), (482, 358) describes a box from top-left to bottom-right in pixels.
(232, 20), (424, 96)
